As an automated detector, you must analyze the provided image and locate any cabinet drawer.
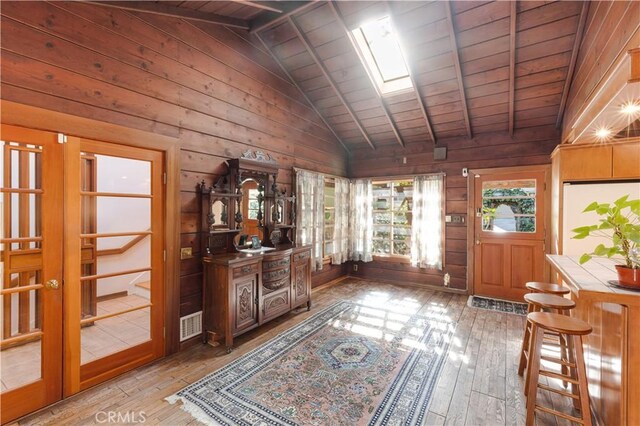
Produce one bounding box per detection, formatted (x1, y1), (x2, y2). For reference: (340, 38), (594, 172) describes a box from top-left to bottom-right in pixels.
(263, 275), (289, 291)
(233, 262), (259, 279)
(293, 250), (311, 263)
(263, 256), (290, 271)
(263, 266), (290, 282)
(263, 288), (290, 321)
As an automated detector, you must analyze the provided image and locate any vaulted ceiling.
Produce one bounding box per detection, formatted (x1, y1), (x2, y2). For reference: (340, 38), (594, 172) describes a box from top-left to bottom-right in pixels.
(110, 1), (587, 152)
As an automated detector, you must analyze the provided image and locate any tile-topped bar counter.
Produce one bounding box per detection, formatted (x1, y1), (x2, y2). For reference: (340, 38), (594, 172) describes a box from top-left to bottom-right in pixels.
(547, 255), (640, 426)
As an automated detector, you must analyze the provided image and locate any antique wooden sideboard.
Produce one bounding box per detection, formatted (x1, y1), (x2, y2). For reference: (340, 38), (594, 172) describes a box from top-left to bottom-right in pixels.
(199, 151), (311, 352)
(202, 245), (311, 352)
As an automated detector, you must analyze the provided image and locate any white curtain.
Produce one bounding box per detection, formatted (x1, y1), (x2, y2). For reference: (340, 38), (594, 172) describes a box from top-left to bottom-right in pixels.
(331, 177), (350, 264)
(411, 174), (444, 270)
(349, 178), (374, 262)
(295, 170), (325, 271)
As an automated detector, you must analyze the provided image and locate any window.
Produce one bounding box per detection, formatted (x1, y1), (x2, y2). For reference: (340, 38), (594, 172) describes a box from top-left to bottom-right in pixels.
(351, 16), (413, 95)
(481, 179), (536, 233)
(372, 180), (413, 256)
(323, 179), (335, 257)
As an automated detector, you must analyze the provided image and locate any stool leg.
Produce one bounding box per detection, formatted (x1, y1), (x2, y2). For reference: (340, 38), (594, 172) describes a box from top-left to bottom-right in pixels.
(519, 302), (536, 377)
(573, 335), (592, 426)
(526, 325), (544, 426)
(518, 310), (533, 376)
(565, 334), (580, 410)
(560, 332), (569, 388)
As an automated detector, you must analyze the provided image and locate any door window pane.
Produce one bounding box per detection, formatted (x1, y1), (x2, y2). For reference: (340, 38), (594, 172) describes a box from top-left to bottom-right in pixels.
(89, 155), (151, 195)
(0, 289), (43, 391)
(80, 272), (151, 364)
(482, 179), (536, 233)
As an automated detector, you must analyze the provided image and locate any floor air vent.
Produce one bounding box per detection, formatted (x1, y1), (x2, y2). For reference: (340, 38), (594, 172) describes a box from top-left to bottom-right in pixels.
(180, 311), (202, 341)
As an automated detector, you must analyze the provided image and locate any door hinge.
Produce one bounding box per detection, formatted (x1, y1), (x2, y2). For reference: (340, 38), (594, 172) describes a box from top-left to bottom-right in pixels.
(163, 250), (167, 262)
(163, 172), (167, 185)
(163, 327), (166, 338)
(57, 133), (67, 144)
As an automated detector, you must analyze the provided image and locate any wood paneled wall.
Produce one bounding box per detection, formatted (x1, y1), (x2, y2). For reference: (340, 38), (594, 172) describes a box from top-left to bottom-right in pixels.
(0, 1), (348, 318)
(562, 0), (640, 139)
(348, 125), (560, 290)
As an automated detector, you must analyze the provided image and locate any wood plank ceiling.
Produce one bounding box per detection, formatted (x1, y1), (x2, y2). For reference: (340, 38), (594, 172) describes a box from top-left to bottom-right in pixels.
(159, 1), (587, 151)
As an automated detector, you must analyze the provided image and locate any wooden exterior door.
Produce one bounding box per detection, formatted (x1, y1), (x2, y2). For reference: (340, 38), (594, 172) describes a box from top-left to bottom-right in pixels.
(64, 137), (165, 395)
(1, 125), (64, 423)
(472, 168), (548, 301)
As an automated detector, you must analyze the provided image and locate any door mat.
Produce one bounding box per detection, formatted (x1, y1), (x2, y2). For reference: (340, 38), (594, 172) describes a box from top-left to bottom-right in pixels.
(468, 295), (528, 316)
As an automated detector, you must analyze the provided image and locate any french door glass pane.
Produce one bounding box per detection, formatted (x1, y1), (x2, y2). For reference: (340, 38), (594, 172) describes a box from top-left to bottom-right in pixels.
(86, 154), (151, 195)
(79, 152), (152, 365)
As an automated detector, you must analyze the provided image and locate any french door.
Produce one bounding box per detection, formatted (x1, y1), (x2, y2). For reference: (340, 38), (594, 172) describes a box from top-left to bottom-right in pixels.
(1, 126), (63, 423)
(1, 125), (165, 422)
(472, 167), (548, 301)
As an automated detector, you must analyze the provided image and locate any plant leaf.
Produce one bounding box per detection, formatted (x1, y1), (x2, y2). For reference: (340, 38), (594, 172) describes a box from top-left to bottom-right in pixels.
(583, 201), (599, 212)
(593, 244), (608, 256)
(614, 195), (630, 208)
(579, 254), (592, 264)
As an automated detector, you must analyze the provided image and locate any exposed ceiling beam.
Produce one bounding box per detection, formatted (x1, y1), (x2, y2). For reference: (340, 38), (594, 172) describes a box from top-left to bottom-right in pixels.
(508, 1), (517, 136)
(556, 1), (589, 129)
(250, 1), (319, 34)
(287, 15), (376, 150)
(228, 1), (283, 14)
(329, 1), (404, 148)
(445, 1), (473, 139)
(253, 33), (351, 154)
(385, 1), (436, 145)
(89, 1), (249, 29)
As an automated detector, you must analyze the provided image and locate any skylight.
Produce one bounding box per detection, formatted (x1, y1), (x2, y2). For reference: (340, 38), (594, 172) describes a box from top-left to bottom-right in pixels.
(352, 16), (413, 95)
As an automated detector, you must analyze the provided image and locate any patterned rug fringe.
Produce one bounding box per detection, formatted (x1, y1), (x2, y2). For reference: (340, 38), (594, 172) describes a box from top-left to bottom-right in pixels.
(166, 394), (222, 426)
(468, 295), (528, 316)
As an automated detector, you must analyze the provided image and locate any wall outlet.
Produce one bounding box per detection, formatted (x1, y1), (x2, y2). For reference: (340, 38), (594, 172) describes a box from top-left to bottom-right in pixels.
(180, 247), (193, 260)
(443, 273), (450, 287)
(353, 264), (358, 272)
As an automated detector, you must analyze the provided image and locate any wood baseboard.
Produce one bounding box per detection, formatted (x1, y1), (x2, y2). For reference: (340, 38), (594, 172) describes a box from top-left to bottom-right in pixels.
(347, 274), (468, 295)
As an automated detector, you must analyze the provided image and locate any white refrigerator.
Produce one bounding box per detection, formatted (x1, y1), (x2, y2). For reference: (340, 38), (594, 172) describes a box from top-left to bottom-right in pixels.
(562, 181), (640, 256)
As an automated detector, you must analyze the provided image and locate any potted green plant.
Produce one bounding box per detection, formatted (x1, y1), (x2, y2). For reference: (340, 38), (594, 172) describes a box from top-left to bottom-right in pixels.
(572, 195), (640, 286)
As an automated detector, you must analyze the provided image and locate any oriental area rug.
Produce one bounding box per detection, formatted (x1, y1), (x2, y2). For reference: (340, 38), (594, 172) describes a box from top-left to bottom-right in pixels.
(167, 300), (454, 425)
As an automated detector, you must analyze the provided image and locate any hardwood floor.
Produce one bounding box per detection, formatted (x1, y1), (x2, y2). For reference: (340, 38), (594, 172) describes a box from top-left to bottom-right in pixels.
(12, 278), (581, 425)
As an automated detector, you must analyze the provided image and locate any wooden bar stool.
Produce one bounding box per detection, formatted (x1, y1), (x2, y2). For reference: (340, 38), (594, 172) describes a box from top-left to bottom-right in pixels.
(518, 293), (576, 393)
(525, 312), (592, 426)
(525, 281), (571, 296)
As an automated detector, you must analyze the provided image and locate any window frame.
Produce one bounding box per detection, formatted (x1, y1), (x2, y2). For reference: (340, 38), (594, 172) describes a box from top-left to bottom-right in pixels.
(371, 179), (414, 260)
(323, 177), (335, 259)
(351, 16), (413, 96)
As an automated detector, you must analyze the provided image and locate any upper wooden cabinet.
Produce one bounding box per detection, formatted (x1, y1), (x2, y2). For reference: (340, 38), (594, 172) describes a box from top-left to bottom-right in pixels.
(552, 141), (640, 181)
(612, 143), (640, 178)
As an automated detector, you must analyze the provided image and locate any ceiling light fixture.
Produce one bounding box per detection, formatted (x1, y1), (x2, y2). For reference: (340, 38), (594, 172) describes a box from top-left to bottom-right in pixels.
(595, 127), (612, 140)
(621, 101), (640, 115)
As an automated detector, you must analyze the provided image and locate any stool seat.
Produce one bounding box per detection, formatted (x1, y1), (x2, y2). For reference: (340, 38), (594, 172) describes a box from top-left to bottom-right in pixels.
(528, 312), (592, 335)
(524, 293), (575, 310)
(525, 281), (570, 295)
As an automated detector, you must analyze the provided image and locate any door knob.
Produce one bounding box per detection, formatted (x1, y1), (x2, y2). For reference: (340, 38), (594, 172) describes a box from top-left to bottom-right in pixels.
(46, 279), (60, 290)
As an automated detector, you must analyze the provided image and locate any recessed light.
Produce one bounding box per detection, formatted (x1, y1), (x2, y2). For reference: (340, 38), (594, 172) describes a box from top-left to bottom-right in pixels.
(621, 101), (640, 115)
(595, 128), (612, 139)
